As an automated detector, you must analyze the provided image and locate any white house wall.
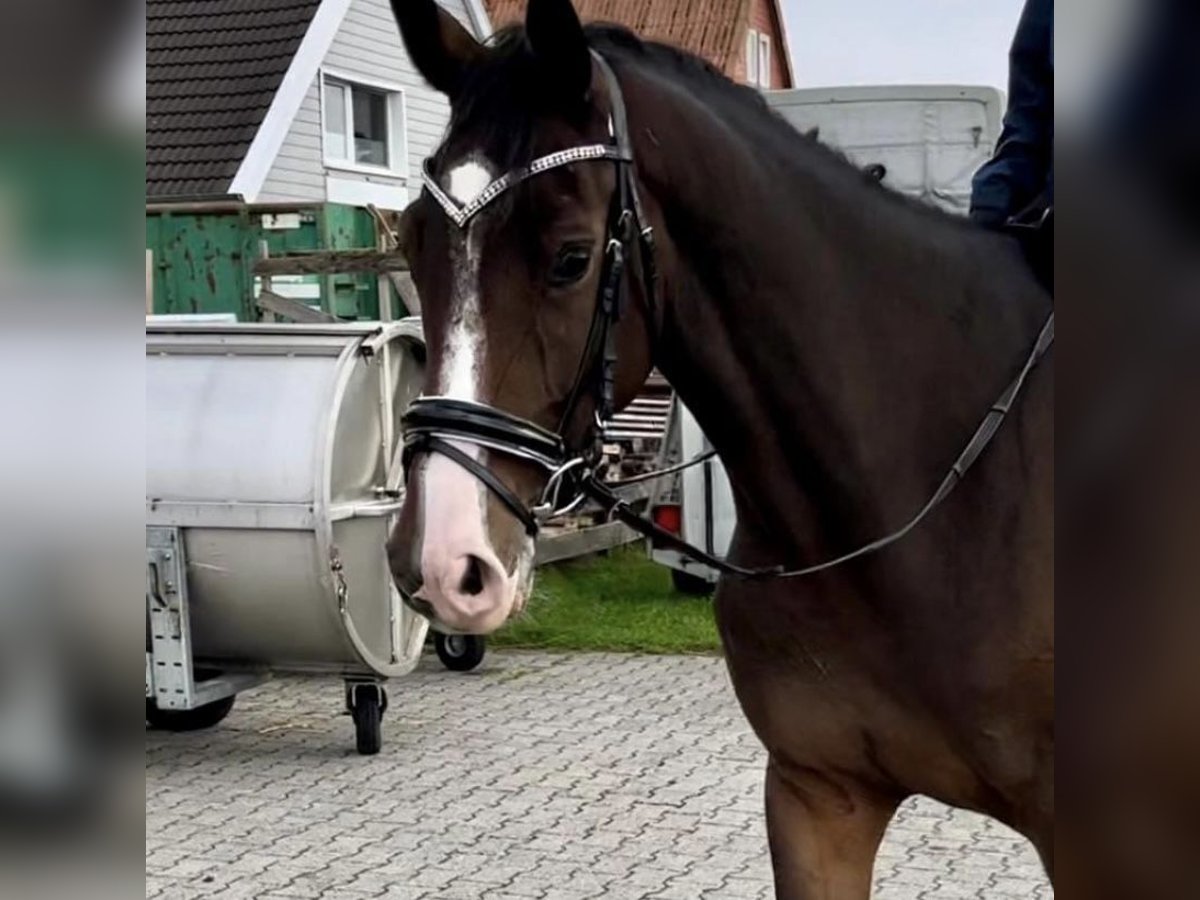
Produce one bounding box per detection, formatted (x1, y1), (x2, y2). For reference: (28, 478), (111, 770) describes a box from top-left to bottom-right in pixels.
(256, 0), (476, 207)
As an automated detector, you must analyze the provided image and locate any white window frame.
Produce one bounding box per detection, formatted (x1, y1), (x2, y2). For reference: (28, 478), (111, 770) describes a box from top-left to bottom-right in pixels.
(758, 34), (772, 89)
(745, 29), (759, 86)
(320, 68), (409, 179)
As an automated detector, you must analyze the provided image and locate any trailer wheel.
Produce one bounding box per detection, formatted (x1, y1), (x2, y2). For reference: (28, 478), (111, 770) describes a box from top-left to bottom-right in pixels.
(350, 687), (384, 756)
(145, 696), (236, 732)
(671, 569), (714, 596)
(434, 633), (486, 671)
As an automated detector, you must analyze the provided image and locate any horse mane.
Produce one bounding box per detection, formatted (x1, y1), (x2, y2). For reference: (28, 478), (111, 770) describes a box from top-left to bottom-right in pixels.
(448, 22), (976, 232)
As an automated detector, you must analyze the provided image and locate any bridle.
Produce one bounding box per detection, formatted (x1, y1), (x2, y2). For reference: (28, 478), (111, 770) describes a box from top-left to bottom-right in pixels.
(403, 51), (657, 539)
(402, 50), (1055, 579)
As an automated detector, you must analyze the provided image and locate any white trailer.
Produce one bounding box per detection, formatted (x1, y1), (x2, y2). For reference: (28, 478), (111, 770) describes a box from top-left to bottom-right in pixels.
(767, 84), (1003, 214)
(649, 401), (737, 594)
(650, 85), (1003, 589)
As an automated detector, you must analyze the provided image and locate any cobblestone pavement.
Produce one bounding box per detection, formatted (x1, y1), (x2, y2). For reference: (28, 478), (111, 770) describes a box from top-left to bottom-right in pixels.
(147, 651), (1052, 899)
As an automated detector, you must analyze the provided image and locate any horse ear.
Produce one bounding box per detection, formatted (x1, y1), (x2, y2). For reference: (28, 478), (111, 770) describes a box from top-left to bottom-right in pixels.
(391, 0), (482, 99)
(526, 0), (593, 104)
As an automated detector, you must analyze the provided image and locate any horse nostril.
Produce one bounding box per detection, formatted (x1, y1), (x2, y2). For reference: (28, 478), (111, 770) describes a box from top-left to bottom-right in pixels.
(459, 555), (485, 596)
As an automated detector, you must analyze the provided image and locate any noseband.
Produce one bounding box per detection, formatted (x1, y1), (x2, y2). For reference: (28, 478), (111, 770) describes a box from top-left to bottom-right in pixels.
(402, 50), (1055, 579)
(402, 51), (656, 538)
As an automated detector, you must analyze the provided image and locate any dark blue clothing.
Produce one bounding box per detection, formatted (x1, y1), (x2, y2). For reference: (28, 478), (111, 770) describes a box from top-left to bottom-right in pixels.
(970, 0), (1053, 227)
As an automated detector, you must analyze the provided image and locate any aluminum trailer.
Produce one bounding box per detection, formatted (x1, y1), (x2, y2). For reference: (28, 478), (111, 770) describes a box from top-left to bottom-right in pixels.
(145, 319), (443, 754)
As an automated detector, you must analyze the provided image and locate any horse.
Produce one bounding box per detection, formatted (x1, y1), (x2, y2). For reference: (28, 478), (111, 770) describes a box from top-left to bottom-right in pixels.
(385, 1), (1054, 895)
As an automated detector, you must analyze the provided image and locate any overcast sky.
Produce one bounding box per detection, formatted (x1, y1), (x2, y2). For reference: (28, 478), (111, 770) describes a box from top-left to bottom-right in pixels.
(780, 0), (1026, 93)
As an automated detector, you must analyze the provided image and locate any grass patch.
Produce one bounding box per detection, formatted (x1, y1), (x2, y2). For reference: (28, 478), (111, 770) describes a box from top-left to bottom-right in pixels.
(491, 546), (721, 654)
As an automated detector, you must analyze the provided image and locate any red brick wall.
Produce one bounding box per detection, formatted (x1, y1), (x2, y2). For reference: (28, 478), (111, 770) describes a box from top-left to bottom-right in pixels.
(732, 0), (791, 89)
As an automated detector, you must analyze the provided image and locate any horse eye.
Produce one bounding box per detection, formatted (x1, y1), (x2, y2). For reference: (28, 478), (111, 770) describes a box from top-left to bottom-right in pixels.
(548, 244), (592, 286)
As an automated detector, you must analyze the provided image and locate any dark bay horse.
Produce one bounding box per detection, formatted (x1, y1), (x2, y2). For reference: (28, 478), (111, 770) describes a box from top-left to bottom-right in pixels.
(386, 1), (1053, 895)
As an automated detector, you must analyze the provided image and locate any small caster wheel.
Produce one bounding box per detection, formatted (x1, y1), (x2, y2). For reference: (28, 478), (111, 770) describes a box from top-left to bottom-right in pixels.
(434, 633), (486, 671)
(671, 568), (714, 596)
(146, 695), (235, 731)
(348, 683), (386, 755)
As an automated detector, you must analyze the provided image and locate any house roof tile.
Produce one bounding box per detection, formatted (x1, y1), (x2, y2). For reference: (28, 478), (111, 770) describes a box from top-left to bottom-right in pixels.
(146, 0), (321, 198)
(484, 0), (753, 73)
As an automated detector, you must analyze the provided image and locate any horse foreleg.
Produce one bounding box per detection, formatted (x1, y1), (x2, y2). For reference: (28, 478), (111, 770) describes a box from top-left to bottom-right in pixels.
(764, 756), (899, 900)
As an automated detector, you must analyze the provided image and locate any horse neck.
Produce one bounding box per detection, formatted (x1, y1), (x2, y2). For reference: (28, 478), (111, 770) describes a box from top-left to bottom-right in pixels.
(631, 78), (1049, 561)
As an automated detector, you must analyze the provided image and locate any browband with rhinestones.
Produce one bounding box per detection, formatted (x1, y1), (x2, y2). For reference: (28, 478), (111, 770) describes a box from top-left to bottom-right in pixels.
(422, 144), (629, 228)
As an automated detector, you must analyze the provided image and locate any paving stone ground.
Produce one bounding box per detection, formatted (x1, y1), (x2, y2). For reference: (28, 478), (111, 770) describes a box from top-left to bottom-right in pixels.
(147, 651), (1052, 899)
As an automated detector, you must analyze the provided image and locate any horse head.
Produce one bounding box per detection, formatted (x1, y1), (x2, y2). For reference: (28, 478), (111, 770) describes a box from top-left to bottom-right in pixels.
(386, 0), (657, 633)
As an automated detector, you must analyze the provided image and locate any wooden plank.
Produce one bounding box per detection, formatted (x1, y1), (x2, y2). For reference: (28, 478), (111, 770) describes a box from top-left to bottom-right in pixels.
(146, 200), (323, 215)
(534, 521), (642, 567)
(255, 290), (341, 324)
(388, 271), (422, 316)
(253, 249), (410, 276)
(369, 205), (394, 322)
(618, 417), (669, 424)
(257, 240), (274, 322)
(595, 482), (654, 504)
(367, 203), (421, 316)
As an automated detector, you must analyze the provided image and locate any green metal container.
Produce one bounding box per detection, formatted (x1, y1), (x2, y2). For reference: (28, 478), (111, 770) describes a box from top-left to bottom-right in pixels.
(146, 201), (401, 321)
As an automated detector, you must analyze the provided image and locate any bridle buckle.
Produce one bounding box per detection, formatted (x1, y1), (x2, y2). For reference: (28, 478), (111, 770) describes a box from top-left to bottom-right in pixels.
(531, 457), (590, 522)
(616, 208), (636, 243)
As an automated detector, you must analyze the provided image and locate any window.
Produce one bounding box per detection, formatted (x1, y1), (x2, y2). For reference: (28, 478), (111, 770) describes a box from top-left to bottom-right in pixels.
(324, 79), (349, 160)
(745, 29), (772, 90)
(322, 75), (402, 170)
(745, 30), (759, 86)
(352, 88), (388, 166)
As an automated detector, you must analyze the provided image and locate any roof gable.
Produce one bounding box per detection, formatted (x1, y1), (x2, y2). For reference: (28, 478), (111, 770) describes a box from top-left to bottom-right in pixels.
(757, 0), (794, 87)
(484, 0), (788, 79)
(147, 0), (322, 198)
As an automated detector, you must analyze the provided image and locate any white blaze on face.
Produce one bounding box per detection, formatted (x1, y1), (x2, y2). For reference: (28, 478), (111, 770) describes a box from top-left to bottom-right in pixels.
(414, 155), (527, 631)
(440, 158), (492, 399)
(447, 160), (493, 206)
